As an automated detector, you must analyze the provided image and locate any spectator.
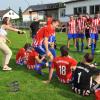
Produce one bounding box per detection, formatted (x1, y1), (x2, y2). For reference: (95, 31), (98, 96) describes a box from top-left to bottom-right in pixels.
(30, 17), (40, 39)
(0, 17), (24, 70)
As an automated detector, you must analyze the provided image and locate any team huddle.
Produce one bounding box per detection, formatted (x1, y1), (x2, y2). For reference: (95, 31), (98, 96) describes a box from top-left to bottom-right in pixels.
(67, 13), (100, 55)
(15, 15), (100, 100)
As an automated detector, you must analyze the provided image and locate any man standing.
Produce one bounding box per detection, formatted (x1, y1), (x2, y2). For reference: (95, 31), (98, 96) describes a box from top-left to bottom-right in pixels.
(67, 16), (77, 49)
(76, 14), (85, 52)
(30, 17), (40, 39)
(90, 13), (100, 55)
(85, 14), (92, 49)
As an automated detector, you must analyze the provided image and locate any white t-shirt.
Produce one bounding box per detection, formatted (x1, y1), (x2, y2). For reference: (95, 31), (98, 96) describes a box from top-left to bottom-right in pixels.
(0, 26), (7, 36)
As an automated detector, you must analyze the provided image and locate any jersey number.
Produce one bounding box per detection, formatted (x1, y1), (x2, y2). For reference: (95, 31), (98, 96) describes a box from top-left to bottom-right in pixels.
(78, 72), (82, 83)
(59, 65), (66, 76)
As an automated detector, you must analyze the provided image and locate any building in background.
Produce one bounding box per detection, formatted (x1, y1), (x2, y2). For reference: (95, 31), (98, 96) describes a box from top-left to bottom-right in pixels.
(22, 2), (65, 22)
(23, 0), (100, 23)
(0, 9), (19, 21)
(60, 0), (100, 22)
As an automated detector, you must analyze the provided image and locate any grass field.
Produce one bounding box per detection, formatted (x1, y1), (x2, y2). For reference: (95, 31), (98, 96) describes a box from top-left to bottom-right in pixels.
(0, 30), (100, 100)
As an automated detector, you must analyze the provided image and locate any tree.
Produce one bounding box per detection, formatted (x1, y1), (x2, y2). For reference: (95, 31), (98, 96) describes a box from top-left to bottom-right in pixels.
(18, 7), (23, 22)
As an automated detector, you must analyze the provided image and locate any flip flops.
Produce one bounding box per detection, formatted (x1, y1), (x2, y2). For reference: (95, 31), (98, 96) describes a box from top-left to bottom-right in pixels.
(3, 67), (12, 71)
(7, 81), (20, 92)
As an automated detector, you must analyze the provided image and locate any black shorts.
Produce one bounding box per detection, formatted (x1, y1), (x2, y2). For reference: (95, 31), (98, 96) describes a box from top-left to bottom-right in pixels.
(98, 30), (100, 34)
(85, 29), (90, 39)
(72, 81), (100, 96)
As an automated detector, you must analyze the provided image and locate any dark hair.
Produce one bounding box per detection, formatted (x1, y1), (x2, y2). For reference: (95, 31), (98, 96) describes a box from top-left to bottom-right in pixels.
(84, 53), (94, 63)
(51, 19), (60, 24)
(60, 45), (69, 56)
(2, 17), (9, 25)
(24, 43), (31, 50)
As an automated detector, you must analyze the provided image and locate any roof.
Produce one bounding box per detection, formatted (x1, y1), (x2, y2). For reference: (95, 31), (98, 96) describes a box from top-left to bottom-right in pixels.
(65, 0), (88, 4)
(0, 9), (10, 17)
(0, 9), (19, 17)
(23, 2), (65, 13)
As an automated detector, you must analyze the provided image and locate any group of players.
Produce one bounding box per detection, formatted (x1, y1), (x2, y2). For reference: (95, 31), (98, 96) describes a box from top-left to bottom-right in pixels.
(16, 15), (100, 99)
(67, 13), (100, 55)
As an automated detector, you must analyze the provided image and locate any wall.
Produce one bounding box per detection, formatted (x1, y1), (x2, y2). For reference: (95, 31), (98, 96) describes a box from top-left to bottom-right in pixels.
(59, 0), (100, 22)
(23, 11), (44, 22)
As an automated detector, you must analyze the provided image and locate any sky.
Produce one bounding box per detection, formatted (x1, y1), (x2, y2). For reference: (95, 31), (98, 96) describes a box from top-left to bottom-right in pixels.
(0, 0), (70, 13)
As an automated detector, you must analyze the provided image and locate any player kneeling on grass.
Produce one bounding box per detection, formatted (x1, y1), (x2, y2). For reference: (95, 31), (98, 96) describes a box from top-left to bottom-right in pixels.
(43, 45), (77, 84)
(26, 46), (45, 75)
(72, 53), (100, 97)
(16, 43), (31, 65)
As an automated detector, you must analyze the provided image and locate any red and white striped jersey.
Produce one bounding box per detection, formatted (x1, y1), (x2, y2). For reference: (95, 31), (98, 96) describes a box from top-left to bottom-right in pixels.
(67, 20), (76, 34)
(33, 25), (55, 46)
(76, 17), (86, 33)
(90, 18), (100, 33)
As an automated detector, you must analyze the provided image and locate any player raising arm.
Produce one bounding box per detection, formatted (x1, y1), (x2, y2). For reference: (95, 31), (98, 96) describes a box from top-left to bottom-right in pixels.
(0, 17), (24, 71)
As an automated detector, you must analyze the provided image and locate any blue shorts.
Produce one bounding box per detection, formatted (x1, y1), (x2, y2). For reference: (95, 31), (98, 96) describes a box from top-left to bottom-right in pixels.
(76, 33), (85, 38)
(34, 45), (56, 57)
(90, 33), (98, 40)
(49, 35), (56, 42)
(68, 33), (77, 39)
(34, 45), (46, 55)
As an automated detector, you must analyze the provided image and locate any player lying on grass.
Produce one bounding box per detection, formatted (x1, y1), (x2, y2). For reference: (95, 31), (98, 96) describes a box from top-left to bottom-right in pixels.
(16, 43), (31, 65)
(26, 46), (45, 72)
(16, 44), (46, 75)
(72, 53), (100, 96)
(43, 45), (77, 84)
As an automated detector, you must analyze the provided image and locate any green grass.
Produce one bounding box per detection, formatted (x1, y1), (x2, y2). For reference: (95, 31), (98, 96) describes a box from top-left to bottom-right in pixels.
(0, 31), (100, 100)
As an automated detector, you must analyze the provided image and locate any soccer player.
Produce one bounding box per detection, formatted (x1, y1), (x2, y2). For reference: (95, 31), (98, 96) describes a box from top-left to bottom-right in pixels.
(26, 47), (45, 75)
(85, 14), (92, 49)
(16, 43), (31, 65)
(33, 19), (59, 64)
(76, 14), (86, 52)
(95, 84), (100, 100)
(43, 45), (77, 84)
(46, 16), (56, 57)
(67, 16), (77, 49)
(90, 13), (100, 55)
(46, 16), (53, 25)
(72, 53), (100, 96)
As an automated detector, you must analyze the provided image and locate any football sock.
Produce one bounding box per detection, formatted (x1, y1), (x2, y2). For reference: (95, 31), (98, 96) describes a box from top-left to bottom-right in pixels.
(76, 41), (79, 51)
(91, 42), (95, 55)
(81, 42), (84, 52)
